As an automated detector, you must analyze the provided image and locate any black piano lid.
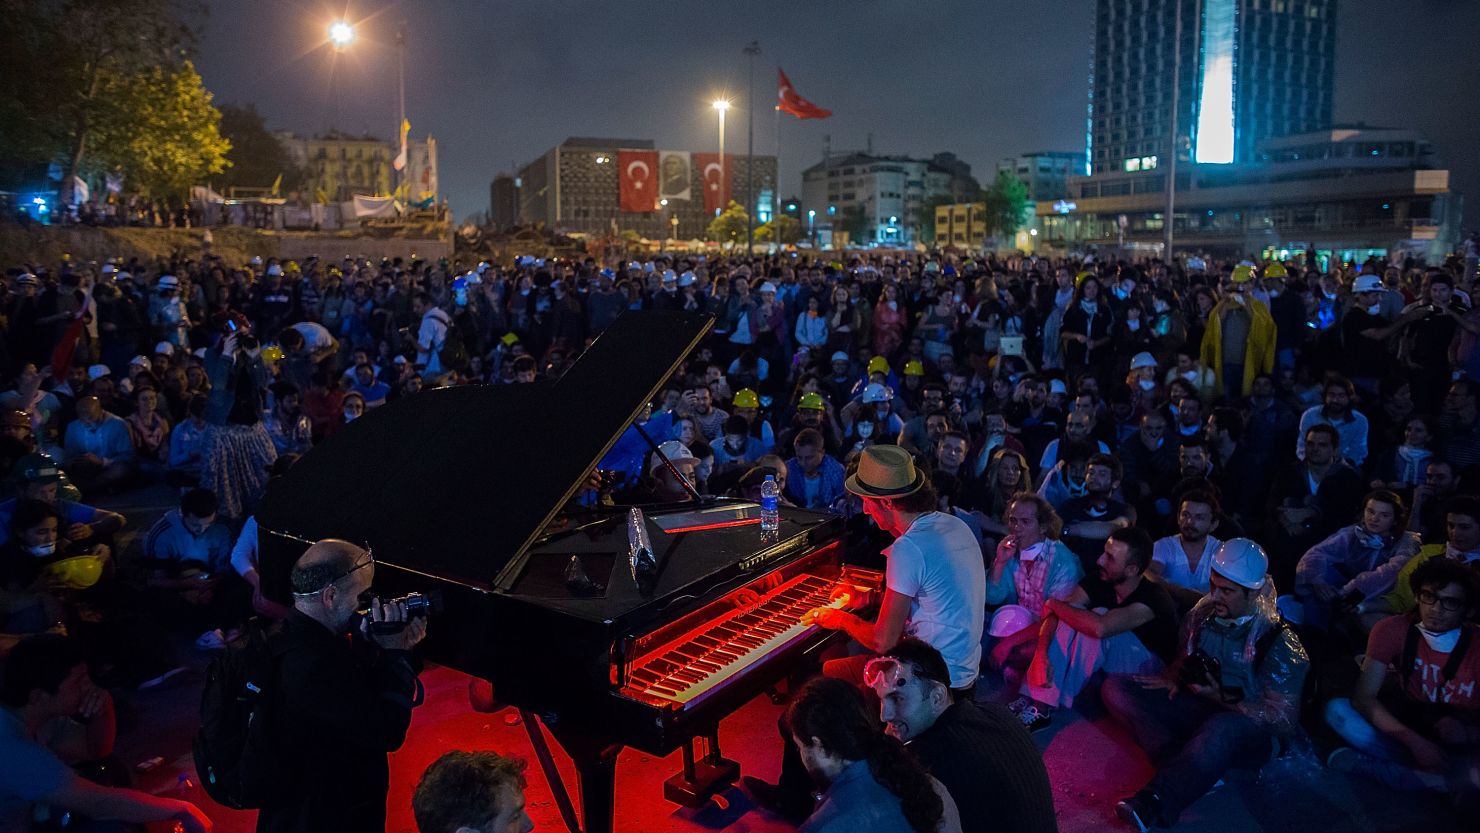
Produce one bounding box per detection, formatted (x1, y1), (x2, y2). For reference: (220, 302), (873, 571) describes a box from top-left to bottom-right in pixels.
(255, 309), (713, 592)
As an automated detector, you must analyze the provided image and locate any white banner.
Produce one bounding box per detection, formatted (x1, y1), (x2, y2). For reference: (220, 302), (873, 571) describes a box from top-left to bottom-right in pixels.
(350, 194), (402, 218)
(658, 150), (692, 202)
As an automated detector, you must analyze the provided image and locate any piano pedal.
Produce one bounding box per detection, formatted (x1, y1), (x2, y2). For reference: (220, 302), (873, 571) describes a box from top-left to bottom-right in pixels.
(663, 735), (741, 808)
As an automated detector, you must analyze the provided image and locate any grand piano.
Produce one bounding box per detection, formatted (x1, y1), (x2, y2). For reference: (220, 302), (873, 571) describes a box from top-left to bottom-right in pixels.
(255, 310), (881, 833)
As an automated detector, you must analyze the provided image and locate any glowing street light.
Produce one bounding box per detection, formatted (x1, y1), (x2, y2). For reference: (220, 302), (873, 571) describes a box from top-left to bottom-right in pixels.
(712, 100), (730, 217)
(328, 21), (355, 50)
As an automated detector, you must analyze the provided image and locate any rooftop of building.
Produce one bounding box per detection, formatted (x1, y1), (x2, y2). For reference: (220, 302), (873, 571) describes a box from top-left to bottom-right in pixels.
(560, 137), (656, 149)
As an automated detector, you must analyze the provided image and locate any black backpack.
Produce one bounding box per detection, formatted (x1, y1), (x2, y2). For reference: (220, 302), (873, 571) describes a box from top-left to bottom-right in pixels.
(193, 619), (286, 809)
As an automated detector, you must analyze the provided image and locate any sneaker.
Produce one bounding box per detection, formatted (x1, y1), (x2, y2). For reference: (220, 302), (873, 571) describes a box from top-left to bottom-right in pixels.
(1115, 790), (1161, 833)
(1017, 702), (1053, 732)
(740, 775), (811, 823)
(1006, 696), (1032, 715)
(136, 665), (188, 691)
(195, 628), (227, 651)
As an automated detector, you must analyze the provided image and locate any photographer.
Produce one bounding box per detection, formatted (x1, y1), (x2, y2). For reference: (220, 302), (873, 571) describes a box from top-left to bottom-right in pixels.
(1102, 539), (1308, 830)
(201, 312), (277, 521)
(258, 539), (427, 833)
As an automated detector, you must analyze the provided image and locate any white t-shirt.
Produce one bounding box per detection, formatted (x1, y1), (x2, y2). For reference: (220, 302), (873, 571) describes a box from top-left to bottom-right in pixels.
(885, 511), (987, 688)
(290, 321), (335, 352)
(1151, 534), (1221, 593)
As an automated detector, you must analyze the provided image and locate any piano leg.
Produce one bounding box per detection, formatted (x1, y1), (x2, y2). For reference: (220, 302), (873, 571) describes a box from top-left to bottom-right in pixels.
(522, 710), (620, 833)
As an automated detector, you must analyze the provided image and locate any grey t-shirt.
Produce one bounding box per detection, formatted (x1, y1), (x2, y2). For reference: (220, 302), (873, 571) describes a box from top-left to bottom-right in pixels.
(1221, 305), (1251, 366)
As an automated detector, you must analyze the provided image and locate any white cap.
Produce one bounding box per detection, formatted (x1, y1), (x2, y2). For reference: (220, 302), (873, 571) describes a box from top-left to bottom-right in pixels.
(1049, 378), (1069, 395)
(861, 382), (894, 404)
(154, 341), (174, 356)
(1129, 352), (1158, 371)
(1352, 274), (1383, 294)
(265, 264), (283, 277)
(129, 355), (151, 370)
(758, 281), (777, 294)
(831, 351), (850, 363)
(87, 364), (112, 382)
(649, 440), (697, 474)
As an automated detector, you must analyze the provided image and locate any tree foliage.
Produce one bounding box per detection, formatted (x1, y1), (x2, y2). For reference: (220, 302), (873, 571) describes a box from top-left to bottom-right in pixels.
(756, 214), (802, 244)
(706, 201), (750, 247)
(840, 204), (871, 246)
(91, 60), (229, 198)
(978, 169), (1030, 239)
(215, 104), (305, 192)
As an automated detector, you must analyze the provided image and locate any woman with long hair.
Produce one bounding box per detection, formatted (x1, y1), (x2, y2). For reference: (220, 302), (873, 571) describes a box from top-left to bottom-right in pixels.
(200, 313), (277, 521)
(873, 283), (906, 358)
(826, 284), (861, 355)
(784, 676), (957, 833)
(1059, 275), (1114, 385)
(967, 449), (1032, 540)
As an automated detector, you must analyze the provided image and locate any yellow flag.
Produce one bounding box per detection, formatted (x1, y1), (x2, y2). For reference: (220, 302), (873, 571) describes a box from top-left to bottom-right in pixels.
(394, 118), (410, 171)
(270, 173), (283, 197)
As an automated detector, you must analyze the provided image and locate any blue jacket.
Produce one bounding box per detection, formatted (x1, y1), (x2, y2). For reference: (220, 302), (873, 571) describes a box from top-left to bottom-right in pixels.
(800, 760), (916, 833)
(142, 509), (234, 571)
(785, 455), (846, 509)
(203, 345), (272, 426)
(63, 415), (134, 464)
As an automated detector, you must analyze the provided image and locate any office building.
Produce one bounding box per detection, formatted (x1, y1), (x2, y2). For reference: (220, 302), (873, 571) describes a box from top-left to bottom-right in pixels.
(1089, 0), (1336, 175)
(491, 174), (519, 229)
(800, 152), (954, 246)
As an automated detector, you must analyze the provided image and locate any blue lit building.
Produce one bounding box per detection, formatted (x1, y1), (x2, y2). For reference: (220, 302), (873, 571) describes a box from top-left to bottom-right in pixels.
(1088, 0), (1336, 175)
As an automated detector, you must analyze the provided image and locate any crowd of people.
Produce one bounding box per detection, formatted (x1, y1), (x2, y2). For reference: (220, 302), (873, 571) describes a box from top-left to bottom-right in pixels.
(2, 243), (1479, 832)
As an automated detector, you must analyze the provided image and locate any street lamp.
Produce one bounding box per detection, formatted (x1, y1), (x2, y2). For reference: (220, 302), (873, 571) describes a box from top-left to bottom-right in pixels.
(329, 21), (355, 50)
(807, 208), (816, 244)
(713, 99), (730, 218)
(660, 199), (669, 251)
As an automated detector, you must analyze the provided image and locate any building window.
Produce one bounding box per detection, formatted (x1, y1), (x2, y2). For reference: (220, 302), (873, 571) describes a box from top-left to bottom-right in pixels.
(1124, 158), (1142, 172)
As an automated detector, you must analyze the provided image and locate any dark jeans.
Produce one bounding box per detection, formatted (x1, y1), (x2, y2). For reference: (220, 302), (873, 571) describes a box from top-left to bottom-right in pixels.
(1222, 362), (1245, 403)
(1101, 674), (1274, 824)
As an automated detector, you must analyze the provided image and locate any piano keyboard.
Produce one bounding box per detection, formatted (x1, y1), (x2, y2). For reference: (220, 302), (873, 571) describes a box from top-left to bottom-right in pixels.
(624, 574), (844, 708)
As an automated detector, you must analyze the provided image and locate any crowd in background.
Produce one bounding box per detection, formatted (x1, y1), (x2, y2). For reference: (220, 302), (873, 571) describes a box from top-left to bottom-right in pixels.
(2, 241), (1480, 831)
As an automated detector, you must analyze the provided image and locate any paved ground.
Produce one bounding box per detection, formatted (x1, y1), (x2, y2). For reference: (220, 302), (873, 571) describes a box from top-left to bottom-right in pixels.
(92, 486), (1467, 833)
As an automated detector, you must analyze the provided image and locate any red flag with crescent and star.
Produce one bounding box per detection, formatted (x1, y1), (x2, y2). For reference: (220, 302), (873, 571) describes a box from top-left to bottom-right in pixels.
(618, 149), (659, 213)
(692, 152), (733, 215)
(777, 68), (832, 119)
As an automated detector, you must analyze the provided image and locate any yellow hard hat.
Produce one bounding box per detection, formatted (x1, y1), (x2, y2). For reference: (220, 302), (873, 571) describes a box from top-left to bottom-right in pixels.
(903, 359), (925, 377)
(40, 555), (106, 590)
(1231, 265), (1255, 284)
(798, 392), (826, 411)
(1075, 270), (1095, 288)
(260, 344), (285, 363)
(1263, 262), (1288, 279)
(867, 356), (891, 375)
(284, 260), (300, 273)
(732, 388), (760, 409)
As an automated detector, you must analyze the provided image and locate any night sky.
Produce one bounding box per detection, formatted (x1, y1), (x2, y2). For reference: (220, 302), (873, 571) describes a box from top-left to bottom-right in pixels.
(195, 0), (1480, 229)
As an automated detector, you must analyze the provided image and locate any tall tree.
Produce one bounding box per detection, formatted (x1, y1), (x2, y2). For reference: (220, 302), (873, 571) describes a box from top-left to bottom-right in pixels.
(840, 204), (872, 246)
(706, 201), (750, 248)
(756, 215), (802, 245)
(215, 103), (305, 192)
(90, 60), (229, 198)
(979, 169), (1030, 239)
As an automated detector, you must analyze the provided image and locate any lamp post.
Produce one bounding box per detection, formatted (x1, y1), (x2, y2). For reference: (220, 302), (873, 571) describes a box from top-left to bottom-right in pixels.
(808, 209), (816, 245)
(660, 198), (669, 251)
(743, 41), (761, 253)
(712, 100), (730, 218)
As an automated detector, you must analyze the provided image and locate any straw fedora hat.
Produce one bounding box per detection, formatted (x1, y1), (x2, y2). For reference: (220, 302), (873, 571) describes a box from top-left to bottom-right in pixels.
(845, 445), (924, 499)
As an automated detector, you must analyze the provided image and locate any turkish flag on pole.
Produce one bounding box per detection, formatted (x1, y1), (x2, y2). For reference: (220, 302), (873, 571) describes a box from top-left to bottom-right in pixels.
(693, 153), (732, 215)
(618, 149), (659, 213)
(777, 68), (832, 119)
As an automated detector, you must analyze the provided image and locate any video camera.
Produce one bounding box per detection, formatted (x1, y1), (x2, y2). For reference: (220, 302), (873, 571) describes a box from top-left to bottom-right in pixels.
(356, 591), (440, 635)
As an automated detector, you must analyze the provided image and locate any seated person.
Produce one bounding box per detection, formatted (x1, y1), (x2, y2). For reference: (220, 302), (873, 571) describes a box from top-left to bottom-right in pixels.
(711, 414), (767, 472)
(1149, 491), (1223, 608)
(412, 750), (533, 833)
(1104, 539), (1308, 831)
(1035, 439), (1094, 511)
(784, 428), (846, 510)
(263, 382), (313, 456)
(0, 635), (211, 833)
(228, 455), (299, 620)
(1291, 489), (1421, 632)
(60, 397), (135, 495)
(1015, 528), (1179, 731)
(1057, 453), (1136, 573)
(166, 394), (209, 485)
(350, 364), (392, 409)
(984, 493), (1084, 684)
(139, 489), (246, 648)
(0, 454), (124, 548)
(612, 440), (699, 504)
(869, 639), (1058, 833)
(1374, 495), (1480, 616)
(1324, 557), (1480, 795)
(783, 675), (961, 833)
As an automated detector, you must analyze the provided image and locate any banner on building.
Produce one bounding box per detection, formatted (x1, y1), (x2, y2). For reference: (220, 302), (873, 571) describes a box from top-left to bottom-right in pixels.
(657, 150), (692, 202)
(349, 194), (402, 219)
(693, 152), (733, 215)
(618, 149), (659, 213)
(407, 137), (438, 201)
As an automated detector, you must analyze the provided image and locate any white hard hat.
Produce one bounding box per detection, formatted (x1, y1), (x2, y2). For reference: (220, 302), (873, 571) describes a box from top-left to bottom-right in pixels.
(1211, 538), (1268, 590)
(678, 271), (695, 287)
(830, 351), (850, 363)
(265, 264), (283, 277)
(649, 440), (696, 475)
(1352, 274), (1383, 294)
(988, 604), (1034, 637)
(1129, 351), (1158, 371)
(860, 382), (894, 404)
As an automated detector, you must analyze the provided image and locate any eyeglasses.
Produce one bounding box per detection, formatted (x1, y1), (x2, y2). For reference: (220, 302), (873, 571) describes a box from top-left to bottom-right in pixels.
(1417, 589), (1467, 613)
(292, 548), (374, 596)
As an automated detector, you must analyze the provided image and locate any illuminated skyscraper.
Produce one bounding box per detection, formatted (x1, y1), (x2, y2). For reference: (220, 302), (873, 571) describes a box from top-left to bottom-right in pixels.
(1088, 0), (1336, 174)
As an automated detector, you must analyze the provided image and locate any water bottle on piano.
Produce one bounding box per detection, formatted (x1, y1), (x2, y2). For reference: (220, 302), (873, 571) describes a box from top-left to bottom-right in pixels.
(760, 475), (780, 532)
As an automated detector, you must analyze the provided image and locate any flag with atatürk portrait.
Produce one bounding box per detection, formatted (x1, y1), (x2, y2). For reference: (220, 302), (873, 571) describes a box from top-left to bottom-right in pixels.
(693, 152), (732, 215)
(658, 151), (692, 202)
(618, 149), (659, 213)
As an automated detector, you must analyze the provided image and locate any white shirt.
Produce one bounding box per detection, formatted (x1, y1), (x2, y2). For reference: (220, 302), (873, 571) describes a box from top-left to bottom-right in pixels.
(1152, 534), (1221, 593)
(290, 321), (335, 352)
(417, 308), (451, 371)
(885, 512), (987, 689)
